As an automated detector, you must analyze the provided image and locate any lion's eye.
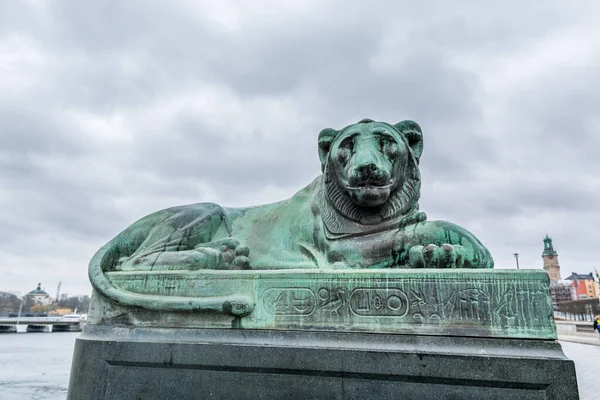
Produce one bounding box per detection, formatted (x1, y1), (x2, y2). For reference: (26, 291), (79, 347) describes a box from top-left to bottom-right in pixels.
(379, 137), (388, 150)
(340, 138), (354, 152)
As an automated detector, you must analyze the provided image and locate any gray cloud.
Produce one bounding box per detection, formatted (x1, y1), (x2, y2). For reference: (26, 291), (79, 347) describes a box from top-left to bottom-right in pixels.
(1, 1), (599, 296)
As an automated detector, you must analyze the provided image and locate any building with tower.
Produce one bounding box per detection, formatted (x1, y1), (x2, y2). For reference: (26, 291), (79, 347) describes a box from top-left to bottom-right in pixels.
(542, 235), (561, 281)
(542, 235), (577, 311)
(25, 283), (52, 306)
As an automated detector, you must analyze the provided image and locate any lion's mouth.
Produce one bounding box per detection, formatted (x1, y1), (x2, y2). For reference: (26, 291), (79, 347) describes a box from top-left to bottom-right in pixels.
(345, 182), (393, 190)
(344, 181), (394, 208)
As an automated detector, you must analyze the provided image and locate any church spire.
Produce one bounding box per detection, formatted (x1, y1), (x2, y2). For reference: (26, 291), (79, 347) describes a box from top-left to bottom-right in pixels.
(542, 235), (557, 257)
(542, 235), (561, 281)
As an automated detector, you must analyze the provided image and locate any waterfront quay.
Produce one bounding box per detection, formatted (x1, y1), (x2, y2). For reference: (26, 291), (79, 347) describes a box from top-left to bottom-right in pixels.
(0, 314), (82, 333)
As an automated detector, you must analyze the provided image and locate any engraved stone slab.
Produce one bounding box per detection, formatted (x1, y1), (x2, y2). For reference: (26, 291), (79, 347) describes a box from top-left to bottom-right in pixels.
(100, 269), (556, 339)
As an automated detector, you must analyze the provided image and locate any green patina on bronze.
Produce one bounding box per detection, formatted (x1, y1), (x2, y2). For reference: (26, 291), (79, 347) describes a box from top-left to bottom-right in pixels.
(90, 269), (556, 340)
(89, 119), (495, 316)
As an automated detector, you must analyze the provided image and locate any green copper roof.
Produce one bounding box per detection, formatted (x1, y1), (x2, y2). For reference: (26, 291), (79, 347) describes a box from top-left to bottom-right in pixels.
(542, 235), (558, 257)
(27, 283), (49, 296)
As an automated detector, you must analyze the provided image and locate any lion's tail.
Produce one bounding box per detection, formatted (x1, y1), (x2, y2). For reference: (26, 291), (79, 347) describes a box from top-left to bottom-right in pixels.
(87, 241), (254, 317)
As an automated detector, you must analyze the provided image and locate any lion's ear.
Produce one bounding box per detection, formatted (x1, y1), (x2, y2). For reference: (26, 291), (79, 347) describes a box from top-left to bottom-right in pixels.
(318, 128), (338, 172)
(394, 120), (423, 161)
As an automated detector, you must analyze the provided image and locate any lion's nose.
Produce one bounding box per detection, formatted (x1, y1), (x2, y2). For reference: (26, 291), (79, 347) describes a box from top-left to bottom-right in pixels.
(353, 163), (385, 183)
(357, 163), (378, 175)
(357, 163), (377, 174)
(349, 161), (390, 186)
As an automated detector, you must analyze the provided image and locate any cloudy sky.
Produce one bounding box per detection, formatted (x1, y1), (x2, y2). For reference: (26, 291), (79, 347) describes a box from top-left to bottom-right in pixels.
(1, 1), (599, 296)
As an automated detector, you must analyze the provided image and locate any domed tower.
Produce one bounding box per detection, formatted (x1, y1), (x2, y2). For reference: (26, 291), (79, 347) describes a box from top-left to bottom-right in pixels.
(542, 235), (561, 281)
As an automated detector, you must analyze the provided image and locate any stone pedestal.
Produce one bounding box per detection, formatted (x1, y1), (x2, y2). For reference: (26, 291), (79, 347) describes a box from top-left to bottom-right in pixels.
(68, 269), (579, 399)
(68, 326), (577, 400)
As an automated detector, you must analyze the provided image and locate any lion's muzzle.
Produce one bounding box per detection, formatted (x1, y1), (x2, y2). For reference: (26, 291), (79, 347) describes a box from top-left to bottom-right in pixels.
(345, 157), (394, 207)
(346, 183), (392, 208)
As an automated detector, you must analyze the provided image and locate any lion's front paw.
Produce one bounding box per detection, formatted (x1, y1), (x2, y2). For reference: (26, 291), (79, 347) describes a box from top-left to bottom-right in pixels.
(215, 238), (251, 270)
(408, 244), (465, 269)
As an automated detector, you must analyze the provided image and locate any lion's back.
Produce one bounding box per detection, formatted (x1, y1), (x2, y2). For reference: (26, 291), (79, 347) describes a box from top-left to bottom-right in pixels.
(108, 202), (228, 260)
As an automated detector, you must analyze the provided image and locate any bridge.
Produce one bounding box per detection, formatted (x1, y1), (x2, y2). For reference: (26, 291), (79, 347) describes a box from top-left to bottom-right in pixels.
(0, 316), (83, 333)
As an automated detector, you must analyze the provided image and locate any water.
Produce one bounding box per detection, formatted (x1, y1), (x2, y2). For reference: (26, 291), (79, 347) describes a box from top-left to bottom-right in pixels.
(0, 330), (76, 400)
(0, 332), (597, 399)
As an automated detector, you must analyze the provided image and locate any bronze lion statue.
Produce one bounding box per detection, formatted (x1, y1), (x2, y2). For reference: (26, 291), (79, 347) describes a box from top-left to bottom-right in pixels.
(91, 119), (493, 280)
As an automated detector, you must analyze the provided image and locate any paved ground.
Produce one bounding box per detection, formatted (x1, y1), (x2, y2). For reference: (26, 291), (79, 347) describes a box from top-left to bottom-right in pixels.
(559, 333), (600, 347)
(560, 340), (600, 400)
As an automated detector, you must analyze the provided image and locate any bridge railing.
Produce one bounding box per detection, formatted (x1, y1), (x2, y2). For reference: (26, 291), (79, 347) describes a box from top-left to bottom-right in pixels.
(0, 317), (82, 325)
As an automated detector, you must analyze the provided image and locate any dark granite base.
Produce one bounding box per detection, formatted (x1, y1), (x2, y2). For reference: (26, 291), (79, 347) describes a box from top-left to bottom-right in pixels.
(68, 325), (578, 400)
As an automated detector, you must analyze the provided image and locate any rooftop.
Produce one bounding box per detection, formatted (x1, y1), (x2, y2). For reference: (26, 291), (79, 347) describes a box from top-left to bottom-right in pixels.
(26, 283), (50, 297)
(565, 272), (594, 281)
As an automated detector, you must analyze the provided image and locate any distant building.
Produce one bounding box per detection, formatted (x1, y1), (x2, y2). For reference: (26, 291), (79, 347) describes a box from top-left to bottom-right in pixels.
(25, 283), (52, 306)
(565, 273), (598, 299)
(540, 236), (599, 312)
(542, 235), (561, 281)
(548, 281), (575, 310)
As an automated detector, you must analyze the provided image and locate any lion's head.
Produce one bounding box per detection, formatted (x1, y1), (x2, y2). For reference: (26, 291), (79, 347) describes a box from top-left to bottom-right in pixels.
(317, 119), (424, 227)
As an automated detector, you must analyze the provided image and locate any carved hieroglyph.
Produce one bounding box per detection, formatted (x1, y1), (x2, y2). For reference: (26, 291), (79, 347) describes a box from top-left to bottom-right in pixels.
(92, 269), (556, 339)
